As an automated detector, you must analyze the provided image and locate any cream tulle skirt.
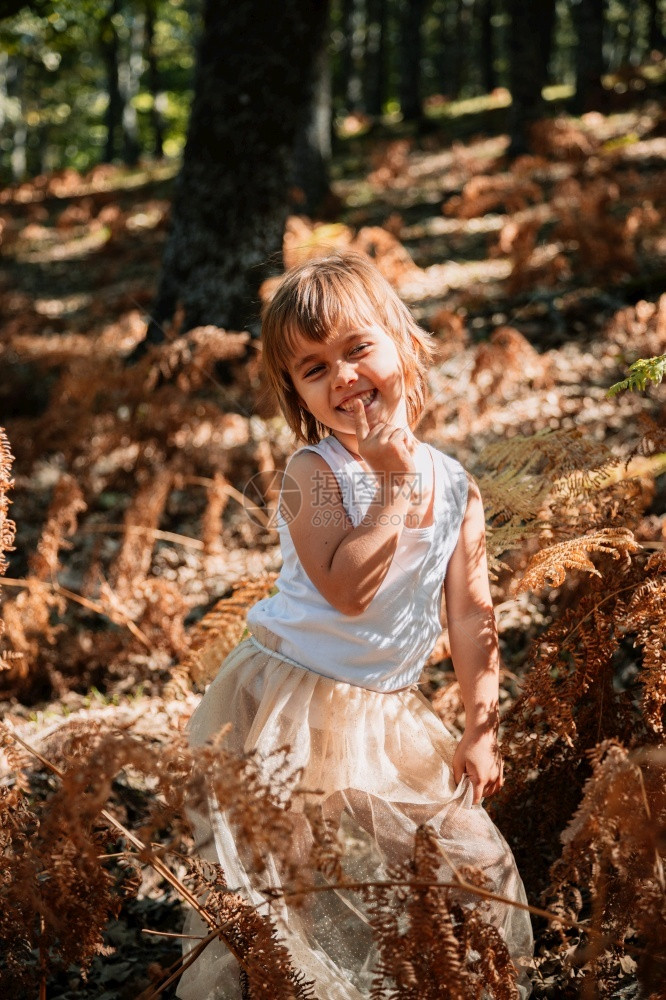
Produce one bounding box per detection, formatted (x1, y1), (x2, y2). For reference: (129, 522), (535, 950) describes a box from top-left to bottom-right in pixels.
(176, 624), (533, 1000)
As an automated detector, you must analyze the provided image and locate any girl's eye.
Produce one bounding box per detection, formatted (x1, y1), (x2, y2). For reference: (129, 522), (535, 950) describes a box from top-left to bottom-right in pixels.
(303, 344), (369, 377)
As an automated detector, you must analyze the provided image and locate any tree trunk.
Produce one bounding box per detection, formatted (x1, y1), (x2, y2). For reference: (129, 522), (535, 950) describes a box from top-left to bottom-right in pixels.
(479, 0), (496, 94)
(120, 8), (144, 165)
(436, 0), (462, 100)
(537, 0), (556, 87)
(572, 0), (607, 113)
(346, 0), (365, 110)
(144, 0), (165, 157)
(625, 0), (636, 64)
(507, 0), (556, 156)
(5, 54), (26, 180)
(647, 0), (665, 52)
(364, 0), (387, 115)
(291, 43), (332, 216)
(143, 0), (329, 343)
(400, 0), (426, 121)
(100, 0), (124, 162)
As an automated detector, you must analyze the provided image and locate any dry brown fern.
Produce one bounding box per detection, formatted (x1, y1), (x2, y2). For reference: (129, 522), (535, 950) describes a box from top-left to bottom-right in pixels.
(362, 825), (519, 999)
(624, 551), (666, 734)
(0, 721), (316, 997)
(546, 741), (666, 997)
(367, 139), (412, 189)
(0, 579), (63, 694)
(145, 326), (250, 393)
(552, 177), (639, 280)
(632, 412), (666, 459)
(443, 173), (543, 219)
(494, 544), (665, 916)
(494, 215), (570, 295)
(0, 428), (17, 675)
(28, 473), (86, 581)
(109, 466), (174, 600)
(605, 295), (666, 362)
(201, 471), (230, 554)
(477, 428), (628, 576)
(470, 327), (552, 408)
(174, 573), (278, 690)
(516, 528), (639, 592)
(0, 428), (16, 578)
(529, 118), (600, 162)
(282, 216), (353, 270)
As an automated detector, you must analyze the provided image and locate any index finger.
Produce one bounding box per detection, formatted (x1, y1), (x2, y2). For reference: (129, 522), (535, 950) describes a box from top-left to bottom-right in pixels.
(352, 397), (370, 441)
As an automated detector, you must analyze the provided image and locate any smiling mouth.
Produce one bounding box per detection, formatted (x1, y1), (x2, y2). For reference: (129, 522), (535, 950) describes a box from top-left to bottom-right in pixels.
(336, 388), (377, 413)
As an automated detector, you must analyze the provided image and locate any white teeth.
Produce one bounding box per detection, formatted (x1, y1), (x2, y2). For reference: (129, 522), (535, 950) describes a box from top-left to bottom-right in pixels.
(338, 390), (375, 412)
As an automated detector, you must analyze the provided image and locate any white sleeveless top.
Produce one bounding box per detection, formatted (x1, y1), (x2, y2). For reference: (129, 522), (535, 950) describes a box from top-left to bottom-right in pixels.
(246, 435), (469, 692)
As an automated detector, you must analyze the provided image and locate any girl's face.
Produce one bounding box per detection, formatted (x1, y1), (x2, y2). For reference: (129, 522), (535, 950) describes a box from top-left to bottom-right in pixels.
(287, 321), (409, 453)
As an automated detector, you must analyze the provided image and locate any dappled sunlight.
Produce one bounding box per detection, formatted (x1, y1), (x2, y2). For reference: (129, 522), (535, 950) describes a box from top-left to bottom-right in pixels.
(1, 78), (665, 1000)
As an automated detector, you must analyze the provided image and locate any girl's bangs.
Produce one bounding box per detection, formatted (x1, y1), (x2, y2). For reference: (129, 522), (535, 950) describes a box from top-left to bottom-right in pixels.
(278, 276), (380, 372)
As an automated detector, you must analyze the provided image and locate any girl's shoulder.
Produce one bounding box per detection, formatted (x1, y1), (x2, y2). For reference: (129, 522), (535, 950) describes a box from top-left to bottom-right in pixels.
(428, 445), (470, 511)
(285, 436), (350, 478)
(283, 440), (348, 518)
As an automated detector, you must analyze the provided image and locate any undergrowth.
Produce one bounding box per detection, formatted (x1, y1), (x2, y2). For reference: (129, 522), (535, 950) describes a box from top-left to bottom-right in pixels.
(1, 105), (665, 998)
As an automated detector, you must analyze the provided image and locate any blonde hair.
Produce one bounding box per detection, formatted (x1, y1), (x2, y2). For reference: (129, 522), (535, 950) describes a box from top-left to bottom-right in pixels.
(261, 251), (435, 444)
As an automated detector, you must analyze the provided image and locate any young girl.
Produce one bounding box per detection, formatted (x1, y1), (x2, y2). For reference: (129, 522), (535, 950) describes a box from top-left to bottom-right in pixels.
(177, 252), (533, 999)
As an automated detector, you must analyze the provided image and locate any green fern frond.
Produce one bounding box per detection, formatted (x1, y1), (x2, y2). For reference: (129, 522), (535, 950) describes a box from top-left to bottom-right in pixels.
(607, 355), (666, 396)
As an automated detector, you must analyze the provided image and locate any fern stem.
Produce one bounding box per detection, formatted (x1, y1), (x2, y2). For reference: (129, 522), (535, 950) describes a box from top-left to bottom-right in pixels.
(560, 582), (640, 650)
(39, 913), (47, 1000)
(273, 874), (587, 933)
(78, 523), (206, 550)
(0, 576), (152, 648)
(3, 726), (282, 998)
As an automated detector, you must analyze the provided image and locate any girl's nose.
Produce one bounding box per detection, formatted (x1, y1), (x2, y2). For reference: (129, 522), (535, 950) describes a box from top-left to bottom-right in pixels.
(333, 361), (357, 388)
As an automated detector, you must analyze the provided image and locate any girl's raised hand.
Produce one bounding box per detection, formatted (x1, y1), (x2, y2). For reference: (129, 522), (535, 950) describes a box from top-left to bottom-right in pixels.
(352, 397), (417, 480)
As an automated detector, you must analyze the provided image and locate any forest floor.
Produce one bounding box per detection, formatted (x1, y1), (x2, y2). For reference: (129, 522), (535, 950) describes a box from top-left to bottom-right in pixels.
(1, 85), (665, 999)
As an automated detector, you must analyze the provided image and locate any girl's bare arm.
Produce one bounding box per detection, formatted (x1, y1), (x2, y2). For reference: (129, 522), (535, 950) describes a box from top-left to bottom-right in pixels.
(443, 475), (503, 804)
(282, 448), (413, 616)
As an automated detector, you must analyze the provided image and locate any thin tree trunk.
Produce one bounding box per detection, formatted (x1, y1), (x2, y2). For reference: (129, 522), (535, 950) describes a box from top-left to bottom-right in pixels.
(507, 0), (556, 155)
(572, 0), (607, 113)
(479, 0), (496, 94)
(400, 0), (426, 121)
(7, 55), (26, 180)
(121, 8), (144, 165)
(647, 0), (665, 52)
(291, 43), (332, 216)
(144, 0), (165, 157)
(537, 0), (556, 88)
(346, 0), (365, 110)
(364, 0), (387, 115)
(338, 0), (354, 109)
(142, 0), (329, 345)
(625, 0), (636, 64)
(436, 0), (456, 98)
(454, 0), (474, 97)
(100, 0), (124, 162)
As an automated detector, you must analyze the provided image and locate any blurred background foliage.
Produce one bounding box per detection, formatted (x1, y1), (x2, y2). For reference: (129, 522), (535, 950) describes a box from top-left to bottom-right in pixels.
(0, 0), (663, 183)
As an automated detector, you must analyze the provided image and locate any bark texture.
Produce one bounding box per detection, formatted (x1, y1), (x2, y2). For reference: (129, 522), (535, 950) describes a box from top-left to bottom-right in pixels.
(479, 0), (496, 94)
(291, 44), (332, 217)
(148, 0), (328, 339)
(144, 0), (164, 157)
(365, 0), (387, 116)
(507, 0), (556, 155)
(572, 0), (607, 113)
(400, 0), (426, 121)
(100, 0), (123, 163)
